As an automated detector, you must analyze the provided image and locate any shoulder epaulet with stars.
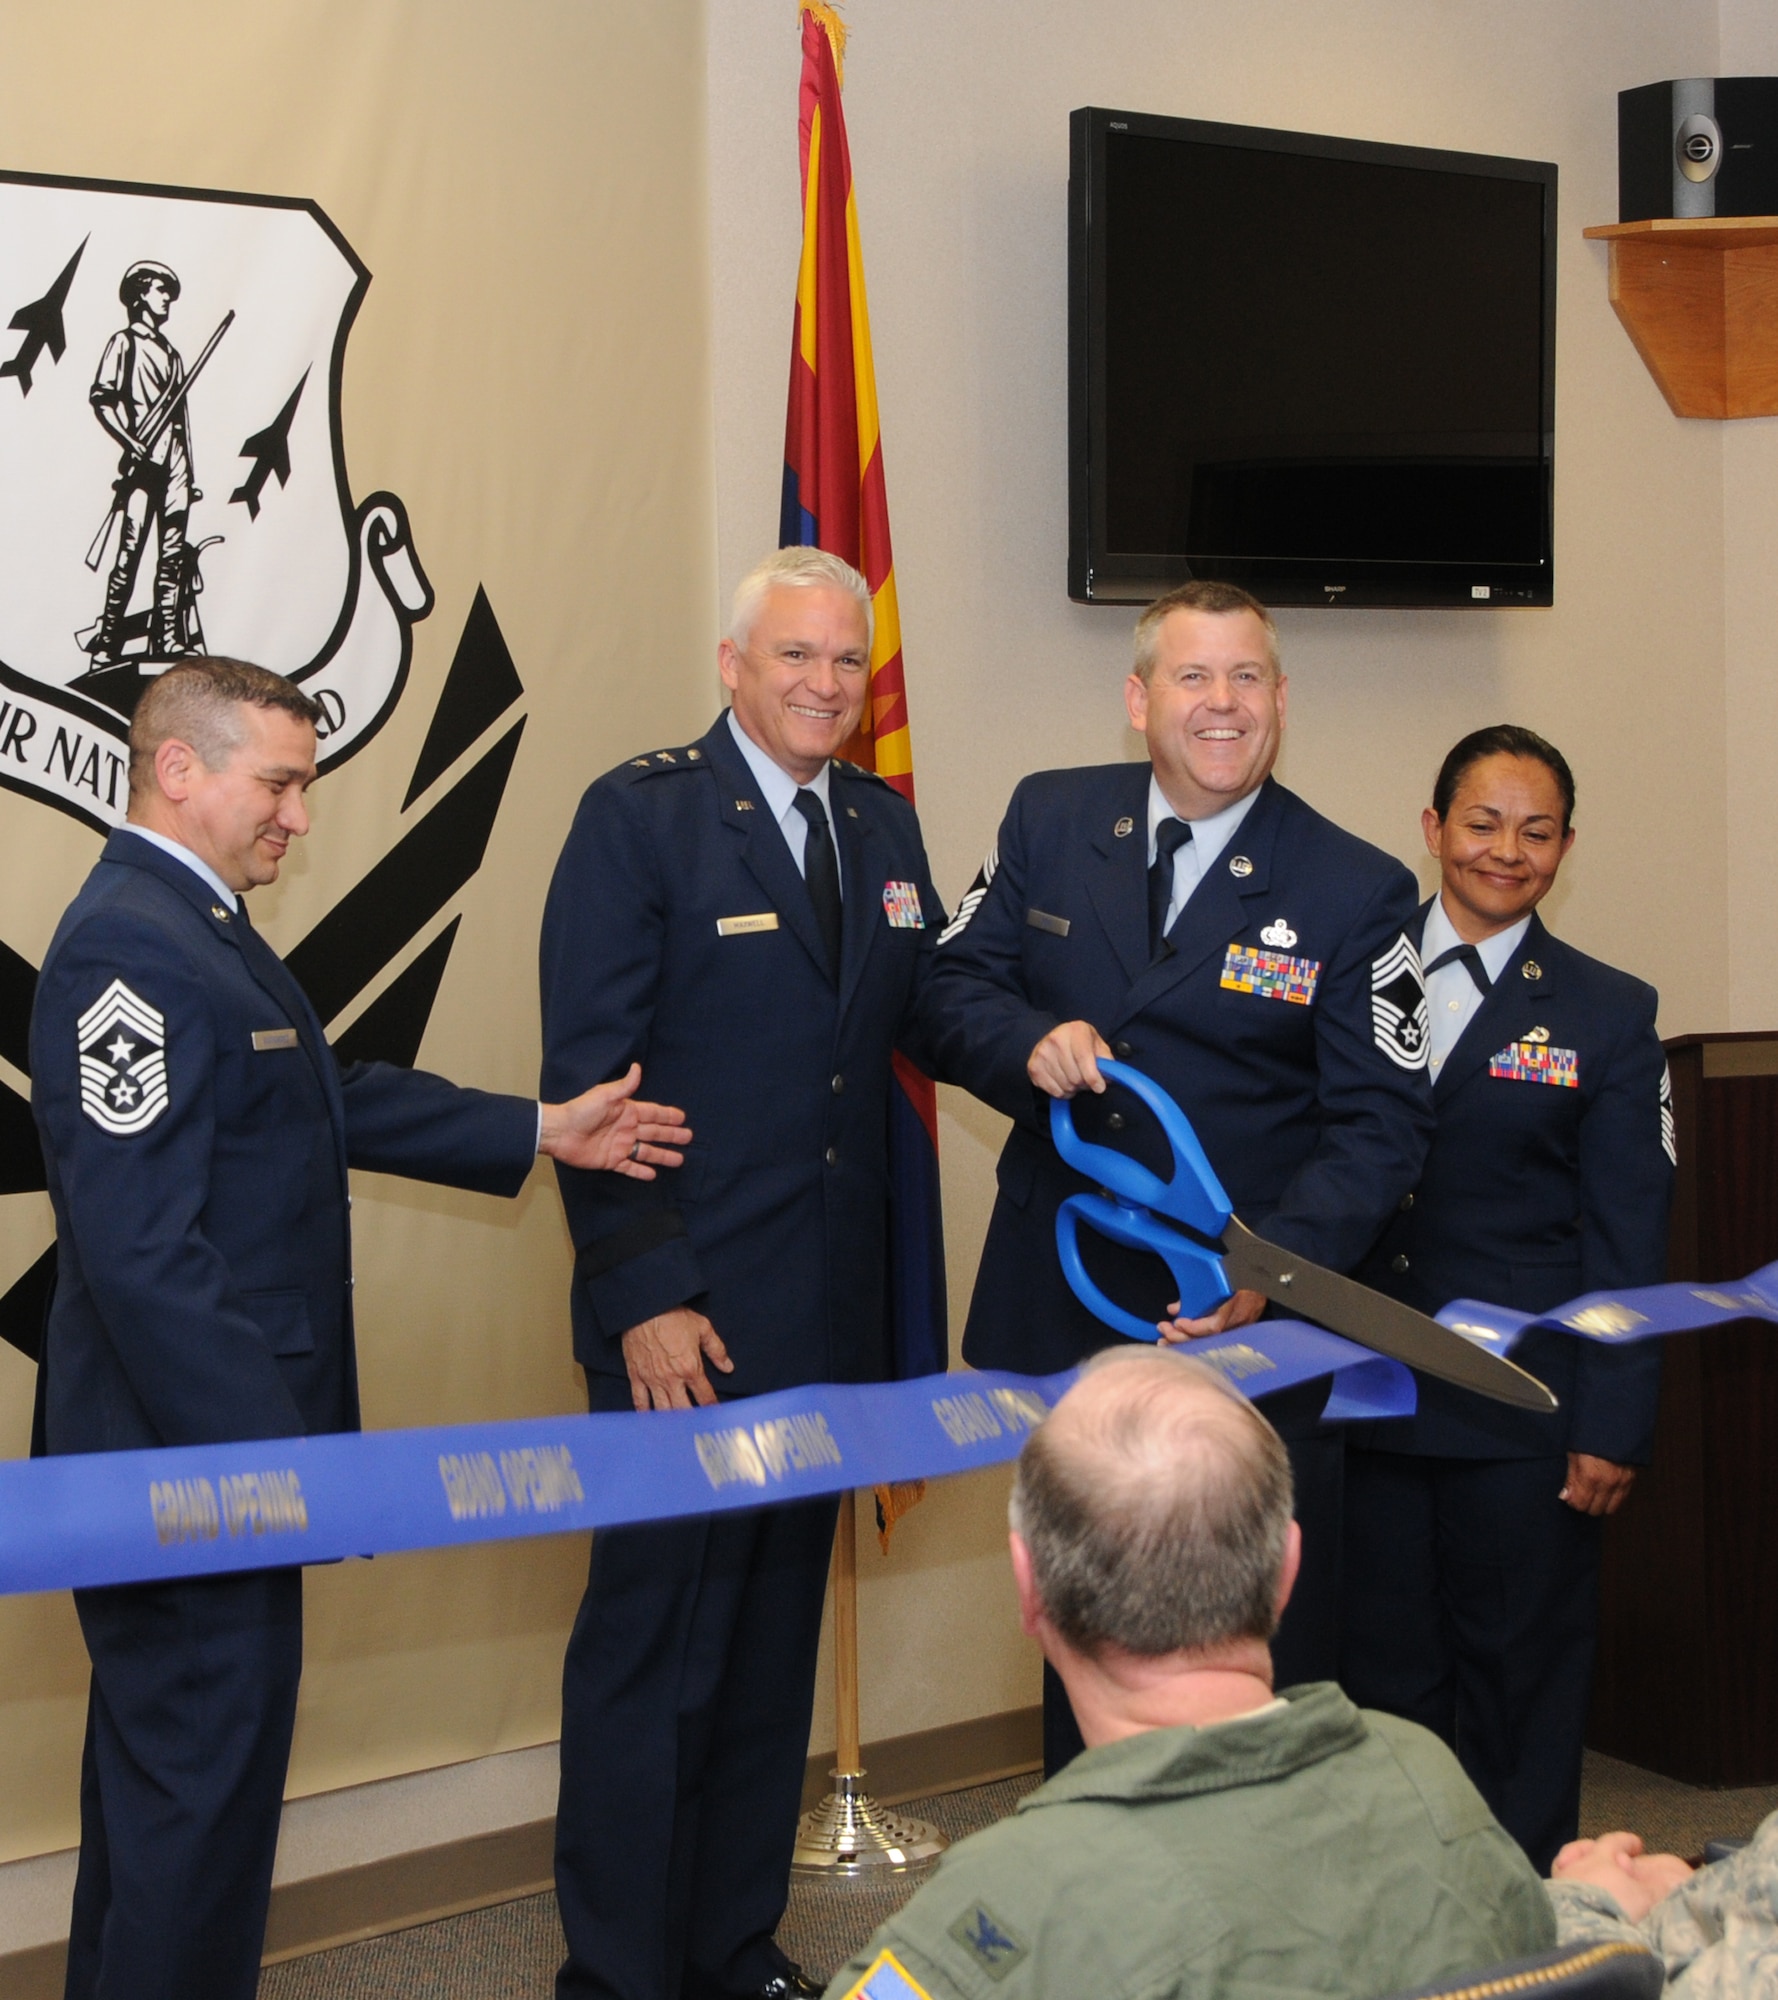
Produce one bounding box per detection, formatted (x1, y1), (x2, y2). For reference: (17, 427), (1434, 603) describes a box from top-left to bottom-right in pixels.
(832, 758), (894, 789)
(618, 745), (705, 781)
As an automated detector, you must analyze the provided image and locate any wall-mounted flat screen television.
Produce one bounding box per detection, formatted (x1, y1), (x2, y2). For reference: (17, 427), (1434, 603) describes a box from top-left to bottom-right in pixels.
(1069, 108), (1556, 607)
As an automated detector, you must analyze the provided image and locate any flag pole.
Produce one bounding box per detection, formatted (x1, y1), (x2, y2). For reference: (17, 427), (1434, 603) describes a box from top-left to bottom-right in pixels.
(792, 1490), (946, 1874)
(783, 2), (947, 1876)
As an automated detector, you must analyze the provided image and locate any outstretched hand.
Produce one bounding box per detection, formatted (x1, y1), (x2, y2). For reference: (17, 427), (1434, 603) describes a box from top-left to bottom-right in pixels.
(539, 1063), (692, 1178)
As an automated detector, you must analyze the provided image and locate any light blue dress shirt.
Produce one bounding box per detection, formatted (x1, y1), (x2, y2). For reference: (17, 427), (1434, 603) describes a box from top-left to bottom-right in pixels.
(727, 709), (842, 892)
(1422, 895), (1532, 1076)
(1147, 777), (1264, 933)
(120, 824), (239, 912)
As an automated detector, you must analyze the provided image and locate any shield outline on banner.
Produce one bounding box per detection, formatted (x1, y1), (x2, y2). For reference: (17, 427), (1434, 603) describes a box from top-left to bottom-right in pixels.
(0, 164), (432, 834)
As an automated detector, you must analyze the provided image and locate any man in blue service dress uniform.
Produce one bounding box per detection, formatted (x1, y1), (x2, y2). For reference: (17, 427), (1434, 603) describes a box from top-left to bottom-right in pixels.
(919, 581), (1434, 1769)
(540, 548), (944, 2000)
(1343, 725), (1673, 1873)
(31, 659), (690, 2000)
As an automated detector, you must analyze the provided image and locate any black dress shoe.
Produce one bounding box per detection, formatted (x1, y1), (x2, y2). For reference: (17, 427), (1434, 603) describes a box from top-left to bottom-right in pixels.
(751, 1969), (823, 1999)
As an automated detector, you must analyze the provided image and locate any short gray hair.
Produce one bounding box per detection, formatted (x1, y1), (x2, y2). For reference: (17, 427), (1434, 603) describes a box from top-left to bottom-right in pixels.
(1009, 1349), (1294, 1660)
(1131, 580), (1281, 684)
(728, 546), (875, 655)
(129, 659), (322, 801)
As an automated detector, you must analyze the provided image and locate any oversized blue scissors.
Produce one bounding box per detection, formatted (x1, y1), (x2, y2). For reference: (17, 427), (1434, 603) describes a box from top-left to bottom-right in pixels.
(1051, 1060), (1555, 1412)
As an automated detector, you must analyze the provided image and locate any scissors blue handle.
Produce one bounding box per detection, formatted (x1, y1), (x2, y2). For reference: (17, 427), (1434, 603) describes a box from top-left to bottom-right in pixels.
(1048, 1059), (1233, 1237)
(1055, 1193), (1232, 1342)
(1049, 1059), (1237, 1341)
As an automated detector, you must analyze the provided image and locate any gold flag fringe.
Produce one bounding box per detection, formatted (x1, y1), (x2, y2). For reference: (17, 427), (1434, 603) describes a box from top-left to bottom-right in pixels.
(803, 0), (848, 84)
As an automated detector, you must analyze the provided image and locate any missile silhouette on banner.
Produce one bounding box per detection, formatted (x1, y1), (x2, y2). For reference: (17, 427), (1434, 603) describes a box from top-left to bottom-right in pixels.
(0, 238), (88, 396)
(230, 370), (308, 518)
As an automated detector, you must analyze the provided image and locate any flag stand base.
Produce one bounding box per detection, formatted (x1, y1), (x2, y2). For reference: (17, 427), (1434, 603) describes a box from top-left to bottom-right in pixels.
(791, 1769), (948, 1876)
(791, 1493), (950, 1878)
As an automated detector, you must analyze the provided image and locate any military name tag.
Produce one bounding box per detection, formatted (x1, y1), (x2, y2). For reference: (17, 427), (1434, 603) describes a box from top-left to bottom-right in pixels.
(1220, 942), (1320, 1006)
(1490, 1041), (1579, 1087)
(1025, 907), (1070, 937)
(882, 880), (925, 929)
(716, 913), (779, 937)
(251, 1028), (299, 1051)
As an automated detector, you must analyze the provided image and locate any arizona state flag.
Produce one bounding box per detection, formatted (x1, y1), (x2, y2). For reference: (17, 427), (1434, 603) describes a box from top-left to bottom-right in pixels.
(781, 4), (946, 1429)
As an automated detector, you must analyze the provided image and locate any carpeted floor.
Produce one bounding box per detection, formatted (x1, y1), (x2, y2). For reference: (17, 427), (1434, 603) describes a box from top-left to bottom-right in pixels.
(259, 1754), (1778, 1998)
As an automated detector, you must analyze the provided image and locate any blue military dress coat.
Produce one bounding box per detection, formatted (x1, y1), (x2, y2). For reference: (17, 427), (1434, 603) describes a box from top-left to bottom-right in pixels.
(1355, 905), (1673, 1463)
(539, 712), (943, 1397)
(31, 830), (539, 1456)
(919, 768), (1436, 1374)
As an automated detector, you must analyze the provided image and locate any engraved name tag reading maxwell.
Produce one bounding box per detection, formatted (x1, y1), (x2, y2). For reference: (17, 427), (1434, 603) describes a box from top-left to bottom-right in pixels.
(716, 913), (780, 937)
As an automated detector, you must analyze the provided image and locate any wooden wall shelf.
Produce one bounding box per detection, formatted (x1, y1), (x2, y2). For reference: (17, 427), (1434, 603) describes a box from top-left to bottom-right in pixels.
(1584, 217), (1778, 418)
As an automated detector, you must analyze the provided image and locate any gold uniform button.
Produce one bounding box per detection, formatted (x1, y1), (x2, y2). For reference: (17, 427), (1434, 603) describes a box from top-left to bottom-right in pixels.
(831, 1074), (844, 1095)
(1399, 1192), (1415, 1213)
(1106, 1112), (1125, 1130)
(825, 1146), (838, 1167)
(1390, 1252), (1410, 1273)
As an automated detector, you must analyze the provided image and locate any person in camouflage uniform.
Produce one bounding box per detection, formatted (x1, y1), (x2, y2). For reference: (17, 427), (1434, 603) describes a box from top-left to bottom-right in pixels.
(1549, 1813), (1778, 1995)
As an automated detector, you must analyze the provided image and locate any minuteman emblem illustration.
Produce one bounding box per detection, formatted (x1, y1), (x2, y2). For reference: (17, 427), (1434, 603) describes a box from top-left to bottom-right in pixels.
(0, 169), (431, 830)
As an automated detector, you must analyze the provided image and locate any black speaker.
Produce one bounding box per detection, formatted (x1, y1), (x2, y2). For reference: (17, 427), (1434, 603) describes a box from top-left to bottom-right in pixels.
(1620, 78), (1778, 221)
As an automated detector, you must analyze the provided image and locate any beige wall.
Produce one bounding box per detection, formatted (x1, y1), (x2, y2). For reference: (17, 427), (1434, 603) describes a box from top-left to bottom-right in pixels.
(706, 0), (1735, 1752)
(0, 0), (715, 1862)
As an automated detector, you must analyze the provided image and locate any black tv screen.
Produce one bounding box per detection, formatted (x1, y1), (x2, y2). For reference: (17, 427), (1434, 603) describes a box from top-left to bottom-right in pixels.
(1069, 109), (1556, 606)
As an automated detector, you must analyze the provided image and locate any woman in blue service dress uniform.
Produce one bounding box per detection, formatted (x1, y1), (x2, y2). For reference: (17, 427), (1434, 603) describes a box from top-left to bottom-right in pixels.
(1341, 725), (1673, 1874)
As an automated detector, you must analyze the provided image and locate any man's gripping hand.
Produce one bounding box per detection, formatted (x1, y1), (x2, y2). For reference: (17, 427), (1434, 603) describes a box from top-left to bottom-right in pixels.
(621, 1308), (734, 1412)
(1157, 1289), (1267, 1343)
(540, 1062), (692, 1178)
(1028, 1021), (1113, 1098)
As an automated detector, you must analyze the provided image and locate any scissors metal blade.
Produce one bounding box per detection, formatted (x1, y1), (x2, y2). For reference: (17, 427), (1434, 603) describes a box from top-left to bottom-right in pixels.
(1219, 1217), (1557, 1413)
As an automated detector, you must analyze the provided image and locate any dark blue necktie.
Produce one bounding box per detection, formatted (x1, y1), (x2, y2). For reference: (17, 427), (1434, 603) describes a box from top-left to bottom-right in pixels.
(1423, 941), (1491, 996)
(792, 788), (842, 977)
(1149, 818), (1192, 956)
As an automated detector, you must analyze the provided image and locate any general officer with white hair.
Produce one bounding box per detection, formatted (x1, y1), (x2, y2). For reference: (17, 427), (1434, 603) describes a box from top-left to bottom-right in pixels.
(541, 546), (945, 2000)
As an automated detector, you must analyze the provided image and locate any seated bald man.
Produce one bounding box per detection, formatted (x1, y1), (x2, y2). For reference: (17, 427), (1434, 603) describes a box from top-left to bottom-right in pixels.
(825, 1351), (1553, 2000)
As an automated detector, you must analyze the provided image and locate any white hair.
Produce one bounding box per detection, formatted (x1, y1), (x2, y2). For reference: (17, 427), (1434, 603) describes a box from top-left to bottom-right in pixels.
(728, 547), (875, 655)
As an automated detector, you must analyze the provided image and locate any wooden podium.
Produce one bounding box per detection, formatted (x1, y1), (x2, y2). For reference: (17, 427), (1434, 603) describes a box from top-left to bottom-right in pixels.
(1588, 1033), (1778, 1785)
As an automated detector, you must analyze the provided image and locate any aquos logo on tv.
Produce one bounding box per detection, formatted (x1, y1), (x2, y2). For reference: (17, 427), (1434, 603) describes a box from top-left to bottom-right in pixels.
(0, 168), (433, 828)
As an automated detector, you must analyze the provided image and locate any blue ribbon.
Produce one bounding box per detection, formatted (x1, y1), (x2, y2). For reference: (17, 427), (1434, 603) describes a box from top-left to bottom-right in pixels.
(0, 1326), (1405, 1600)
(1436, 1262), (1778, 1352)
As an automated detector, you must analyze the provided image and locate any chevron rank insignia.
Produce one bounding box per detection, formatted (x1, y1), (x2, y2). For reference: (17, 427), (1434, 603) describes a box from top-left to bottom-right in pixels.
(1661, 1063), (1677, 1165)
(837, 1949), (935, 2000)
(78, 979), (169, 1135)
(937, 845), (997, 946)
(1490, 1040), (1579, 1087)
(883, 880), (925, 928)
(1221, 942), (1320, 1005)
(1370, 934), (1429, 1070)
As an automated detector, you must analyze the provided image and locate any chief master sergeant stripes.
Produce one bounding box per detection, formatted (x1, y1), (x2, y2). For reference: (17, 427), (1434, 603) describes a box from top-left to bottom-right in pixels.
(917, 579), (1435, 1767)
(30, 658), (689, 2000)
(540, 547), (944, 2000)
